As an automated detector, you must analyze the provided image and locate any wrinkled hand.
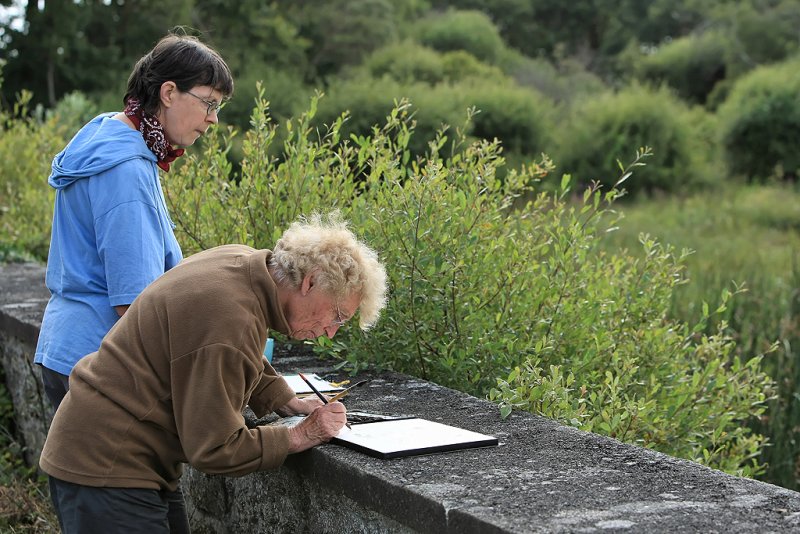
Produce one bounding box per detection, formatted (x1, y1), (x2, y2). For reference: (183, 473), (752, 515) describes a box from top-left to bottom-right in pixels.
(275, 396), (326, 416)
(287, 402), (347, 453)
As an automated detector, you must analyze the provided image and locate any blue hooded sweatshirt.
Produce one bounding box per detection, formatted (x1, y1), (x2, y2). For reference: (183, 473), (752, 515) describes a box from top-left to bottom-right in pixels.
(35, 113), (183, 376)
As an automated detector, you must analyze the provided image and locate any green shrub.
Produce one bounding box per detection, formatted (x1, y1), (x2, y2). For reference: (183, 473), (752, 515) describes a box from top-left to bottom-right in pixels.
(0, 92), (67, 260)
(315, 74), (553, 161)
(718, 59), (800, 181)
(554, 84), (716, 196)
(598, 184), (800, 487)
(45, 91), (102, 133)
(164, 94), (772, 476)
(222, 66), (312, 132)
(362, 41), (505, 88)
(314, 76), (464, 158)
(416, 9), (505, 63)
(503, 51), (607, 104)
(635, 31), (729, 105)
(364, 41), (447, 85)
(458, 79), (553, 155)
(440, 50), (505, 82)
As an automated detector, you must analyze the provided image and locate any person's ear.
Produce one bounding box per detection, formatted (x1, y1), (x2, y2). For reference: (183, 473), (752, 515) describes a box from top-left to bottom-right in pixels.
(300, 271), (316, 296)
(159, 81), (177, 109)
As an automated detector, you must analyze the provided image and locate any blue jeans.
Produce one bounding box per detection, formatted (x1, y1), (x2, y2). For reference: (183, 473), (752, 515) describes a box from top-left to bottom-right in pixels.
(49, 476), (191, 534)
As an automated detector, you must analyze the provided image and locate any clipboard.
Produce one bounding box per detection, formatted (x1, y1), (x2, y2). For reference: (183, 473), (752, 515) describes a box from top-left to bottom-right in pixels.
(332, 414), (499, 459)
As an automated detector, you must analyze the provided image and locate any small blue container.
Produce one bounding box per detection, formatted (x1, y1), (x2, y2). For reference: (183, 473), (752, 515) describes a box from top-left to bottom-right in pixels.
(264, 337), (274, 363)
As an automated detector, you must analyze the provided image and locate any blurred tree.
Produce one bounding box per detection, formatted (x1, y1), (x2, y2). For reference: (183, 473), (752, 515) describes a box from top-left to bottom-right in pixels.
(192, 1), (312, 126)
(426, 0), (718, 74)
(194, 1), (308, 77)
(278, 0), (403, 80)
(0, 0), (192, 109)
(1, 0), (82, 106)
(416, 8), (505, 63)
(713, 0), (800, 76)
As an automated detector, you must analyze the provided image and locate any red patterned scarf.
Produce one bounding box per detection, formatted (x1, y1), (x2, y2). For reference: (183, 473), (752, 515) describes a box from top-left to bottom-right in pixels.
(123, 98), (185, 172)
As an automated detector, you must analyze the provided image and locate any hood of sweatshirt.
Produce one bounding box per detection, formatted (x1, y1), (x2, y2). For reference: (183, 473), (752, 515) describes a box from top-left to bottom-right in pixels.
(48, 113), (157, 190)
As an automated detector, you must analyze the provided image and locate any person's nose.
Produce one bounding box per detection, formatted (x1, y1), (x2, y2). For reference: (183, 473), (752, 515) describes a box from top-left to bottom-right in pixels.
(206, 110), (219, 124)
(324, 324), (340, 338)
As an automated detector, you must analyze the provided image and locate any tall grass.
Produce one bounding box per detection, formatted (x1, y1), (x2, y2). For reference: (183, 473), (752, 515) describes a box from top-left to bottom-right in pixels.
(600, 184), (800, 489)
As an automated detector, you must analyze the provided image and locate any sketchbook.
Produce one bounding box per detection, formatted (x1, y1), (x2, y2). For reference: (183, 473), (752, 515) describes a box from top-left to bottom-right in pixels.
(282, 373), (344, 395)
(332, 413), (499, 459)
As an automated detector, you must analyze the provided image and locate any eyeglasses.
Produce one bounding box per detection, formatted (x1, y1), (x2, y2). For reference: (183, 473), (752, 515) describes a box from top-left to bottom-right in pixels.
(332, 302), (347, 328)
(184, 90), (222, 116)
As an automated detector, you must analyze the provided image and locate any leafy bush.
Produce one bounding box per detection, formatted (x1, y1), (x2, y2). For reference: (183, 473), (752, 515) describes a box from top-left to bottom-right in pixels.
(599, 184), (800, 488)
(363, 41), (504, 86)
(718, 59), (800, 181)
(440, 50), (505, 82)
(503, 51), (607, 104)
(363, 41), (447, 85)
(0, 91), (67, 260)
(163, 94), (772, 475)
(315, 74), (553, 161)
(635, 31), (729, 105)
(416, 9), (505, 63)
(457, 79), (553, 156)
(222, 66), (312, 132)
(489, 235), (773, 476)
(45, 91), (102, 133)
(554, 84), (716, 196)
(314, 76), (464, 158)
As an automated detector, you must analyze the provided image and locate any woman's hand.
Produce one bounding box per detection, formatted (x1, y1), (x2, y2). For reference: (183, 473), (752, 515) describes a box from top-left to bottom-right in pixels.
(287, 402), (347, 453)
(275, 396), (326, 417)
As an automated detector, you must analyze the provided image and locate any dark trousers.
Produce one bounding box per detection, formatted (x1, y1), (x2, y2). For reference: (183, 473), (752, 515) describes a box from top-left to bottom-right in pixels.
(40, 365), (70, 409)
(49, 476), (191, 534)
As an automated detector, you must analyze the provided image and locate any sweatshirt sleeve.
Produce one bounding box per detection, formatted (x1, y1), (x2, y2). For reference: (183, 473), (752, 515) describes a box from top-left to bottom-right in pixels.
(247, 361), (296, 417)
(170, 345), (291, 475)
(90, 160), (173, 306)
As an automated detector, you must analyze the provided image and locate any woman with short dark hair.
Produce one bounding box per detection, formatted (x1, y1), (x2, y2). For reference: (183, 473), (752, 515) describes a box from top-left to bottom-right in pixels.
(35, 32), (234, 412)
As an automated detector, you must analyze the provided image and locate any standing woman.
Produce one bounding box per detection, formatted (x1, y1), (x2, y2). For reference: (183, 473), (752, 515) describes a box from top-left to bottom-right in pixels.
(35, 33), (234, 409)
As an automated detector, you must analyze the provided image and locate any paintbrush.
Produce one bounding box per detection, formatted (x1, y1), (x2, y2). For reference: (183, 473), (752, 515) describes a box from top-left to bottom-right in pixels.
(327, 379), (369, 403)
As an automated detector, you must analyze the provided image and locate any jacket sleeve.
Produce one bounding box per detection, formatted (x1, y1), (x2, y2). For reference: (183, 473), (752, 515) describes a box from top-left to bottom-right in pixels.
(169, 344), (291, 475)
(247, 360), (296, 417)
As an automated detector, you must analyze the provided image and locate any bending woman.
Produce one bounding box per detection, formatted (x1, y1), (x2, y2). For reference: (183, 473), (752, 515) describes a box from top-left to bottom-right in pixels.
(35, 33), (234, 409)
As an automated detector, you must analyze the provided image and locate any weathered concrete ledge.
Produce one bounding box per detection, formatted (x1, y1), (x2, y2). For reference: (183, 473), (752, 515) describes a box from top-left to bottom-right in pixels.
(2, 261), (800, 533)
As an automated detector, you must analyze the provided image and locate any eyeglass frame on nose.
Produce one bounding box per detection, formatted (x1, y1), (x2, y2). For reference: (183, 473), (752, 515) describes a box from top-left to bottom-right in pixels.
(184, 89), (222, 116)
(331, 301), (347, 328)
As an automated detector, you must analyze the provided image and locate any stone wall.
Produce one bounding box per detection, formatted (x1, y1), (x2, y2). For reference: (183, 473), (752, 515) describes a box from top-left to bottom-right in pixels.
(3, 262), (800, 533)
(0, 262), (52, 467)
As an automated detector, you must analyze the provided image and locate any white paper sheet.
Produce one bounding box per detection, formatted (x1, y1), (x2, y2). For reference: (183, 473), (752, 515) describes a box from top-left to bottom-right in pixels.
(333, 418), (498, 459)
(282, 373), (344, 395)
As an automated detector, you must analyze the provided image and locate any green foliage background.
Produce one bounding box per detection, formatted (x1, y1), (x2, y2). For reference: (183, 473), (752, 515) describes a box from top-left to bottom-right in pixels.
(159, 92), (773, 476)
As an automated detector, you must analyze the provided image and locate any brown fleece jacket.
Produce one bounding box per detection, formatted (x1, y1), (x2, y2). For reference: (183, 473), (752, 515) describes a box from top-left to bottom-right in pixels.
(40, 245), (297, 491)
